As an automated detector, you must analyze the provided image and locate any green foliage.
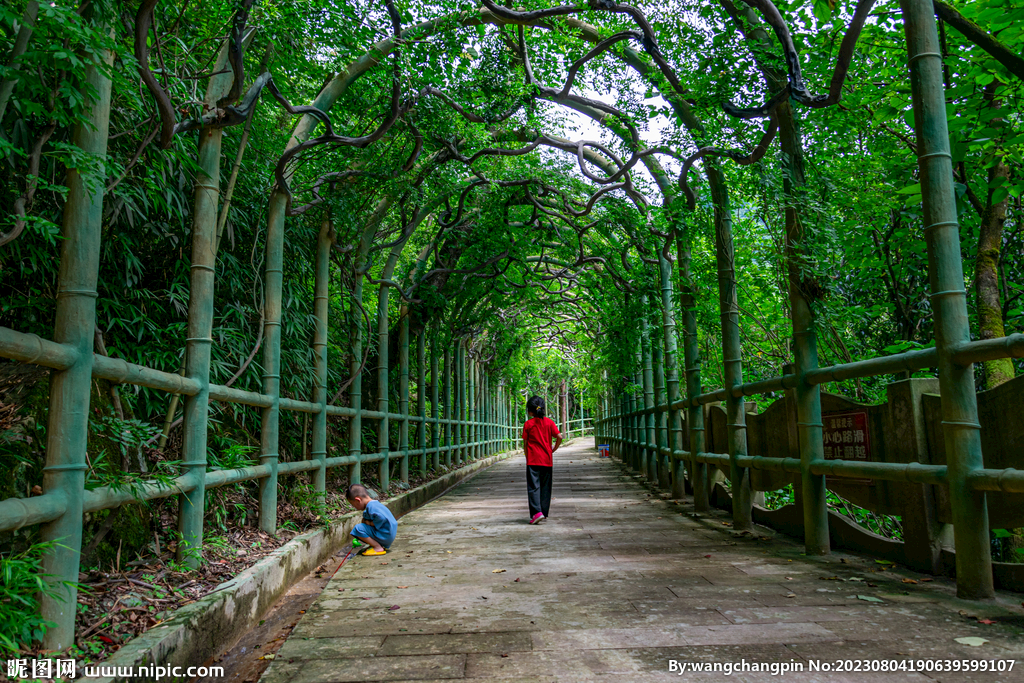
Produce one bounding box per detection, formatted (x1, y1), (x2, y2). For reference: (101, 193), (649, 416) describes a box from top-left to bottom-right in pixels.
(0, 541), (68, 653)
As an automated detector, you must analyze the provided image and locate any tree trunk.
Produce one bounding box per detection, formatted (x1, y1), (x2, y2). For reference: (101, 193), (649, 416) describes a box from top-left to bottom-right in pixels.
(975, 157), (1014, 389)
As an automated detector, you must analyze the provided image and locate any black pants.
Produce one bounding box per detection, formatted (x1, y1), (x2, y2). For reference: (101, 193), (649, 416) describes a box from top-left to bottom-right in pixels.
(526, 465), (553, 517)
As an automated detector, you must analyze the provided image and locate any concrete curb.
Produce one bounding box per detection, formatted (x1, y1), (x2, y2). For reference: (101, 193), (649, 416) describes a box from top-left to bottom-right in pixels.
(89, 449), (520, 682)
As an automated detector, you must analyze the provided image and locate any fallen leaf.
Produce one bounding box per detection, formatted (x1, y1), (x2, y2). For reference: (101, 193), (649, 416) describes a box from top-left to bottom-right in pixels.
(785, 593), (796, 598)
(857, 595), (884, 603)
(954, 637), (988, 647)
(820, 576), (841, 581)
(397, 586), (408, 589)
(501, 654), (509, 658)
(446, 551), (452, 554)
(848, 577), (864, 582)
(362, 597), (372, 600)
(492, 569), (506, 573)
(427, 575), (434, 578)
(260, 654), (276, 661)
(902, 578), (918, 584)
(785, 577), (793, 580)
(704, 554), (712, 558)
(380, 562), (389, 565)
(920, 578), (933, 582)
(875, 559), (894, 565)
(389, 605), (401, 611)
(514, 578), (520, 582)
(480, 596), (488, 600)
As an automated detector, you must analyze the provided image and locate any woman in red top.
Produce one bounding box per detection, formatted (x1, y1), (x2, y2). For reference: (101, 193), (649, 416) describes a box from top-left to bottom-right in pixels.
(521, 396), (563, 524)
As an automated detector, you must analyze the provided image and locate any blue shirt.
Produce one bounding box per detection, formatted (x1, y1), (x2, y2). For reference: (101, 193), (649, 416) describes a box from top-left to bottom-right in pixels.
(363, 500), (397, 541)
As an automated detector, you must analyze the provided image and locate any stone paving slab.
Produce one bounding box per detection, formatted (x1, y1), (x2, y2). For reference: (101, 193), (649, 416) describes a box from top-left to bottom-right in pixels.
(260, 442), (1024, 682)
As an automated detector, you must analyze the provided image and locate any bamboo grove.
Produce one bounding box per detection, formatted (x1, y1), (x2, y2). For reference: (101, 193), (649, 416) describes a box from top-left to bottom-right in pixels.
(0, 0), (1022, 652)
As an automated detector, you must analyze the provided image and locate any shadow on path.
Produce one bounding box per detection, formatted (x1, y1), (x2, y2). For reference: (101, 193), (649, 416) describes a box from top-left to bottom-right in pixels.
(259, 441), (1024, 682)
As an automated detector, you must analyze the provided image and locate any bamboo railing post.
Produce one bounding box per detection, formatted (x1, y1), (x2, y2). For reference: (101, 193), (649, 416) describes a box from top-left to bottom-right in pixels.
(468, 351), (476, 460)
(776, 98), (829, 554)
(399, 307), (410, 485)
(417, 328), (426, 477)
(626, 370), (634, 473)
(312, 219), (333, 494)
(457, 341), (466, 466)
(377, 285), (391, 492)
(443, 347), (452, 467)
(659, 255), (687, 501)
(39, 25), (113, 650)
(641, 305), (656, 482)
(709, 168), (752, 530)
(348, 272), (364, 485)
(183, 43), (241, 545)
(258, 186), (284, 534)
(482, 370), (488, 454)
(901, 0), (993, 598)
(676, 250), (708, 509)
(431, 332), (440, 470)
(653, 333), (669, 490)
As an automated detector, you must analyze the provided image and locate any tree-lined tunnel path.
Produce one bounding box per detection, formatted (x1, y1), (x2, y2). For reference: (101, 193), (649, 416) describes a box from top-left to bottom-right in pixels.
(259, 441), (1024, 683)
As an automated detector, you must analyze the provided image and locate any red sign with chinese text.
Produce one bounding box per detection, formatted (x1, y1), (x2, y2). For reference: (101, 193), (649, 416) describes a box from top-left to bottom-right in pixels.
(822, 410), (872, 485)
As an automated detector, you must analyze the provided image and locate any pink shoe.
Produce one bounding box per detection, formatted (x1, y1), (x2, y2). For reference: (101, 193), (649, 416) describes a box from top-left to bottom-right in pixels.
(529, 512), (544, 524)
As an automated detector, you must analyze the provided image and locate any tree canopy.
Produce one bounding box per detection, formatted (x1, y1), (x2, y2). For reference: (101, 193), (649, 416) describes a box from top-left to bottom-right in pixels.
(0, 0), (1021, 443)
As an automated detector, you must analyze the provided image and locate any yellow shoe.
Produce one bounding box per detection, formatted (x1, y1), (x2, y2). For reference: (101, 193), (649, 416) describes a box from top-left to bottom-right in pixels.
(363, 548), (387, 556)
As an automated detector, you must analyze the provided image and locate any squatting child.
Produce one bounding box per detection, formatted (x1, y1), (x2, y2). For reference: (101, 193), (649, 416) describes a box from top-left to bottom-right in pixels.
(521, 396), (563, 524)
(346, 484), (397, 556)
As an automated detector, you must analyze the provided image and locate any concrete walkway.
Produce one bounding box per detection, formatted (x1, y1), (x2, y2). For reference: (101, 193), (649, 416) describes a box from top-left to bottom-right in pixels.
(260, 441), (1024, 682)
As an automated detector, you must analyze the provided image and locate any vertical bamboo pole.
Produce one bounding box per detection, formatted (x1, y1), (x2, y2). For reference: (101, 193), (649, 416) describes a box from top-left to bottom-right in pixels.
(632, 345), (643, 473)
(312, 219), (333, 494)
(709, 169), (752, 530)
(627, 386), (636, 467)
(431, 332), (440, 470)
(901, 0), (992, 598)
(676, 236), (707, 508)
(659, 255), (686, 501)
(417, 328), (426, 477)
(183, 43), (243, 544)
(653, 333), (667, 489)
(377, 285), (391, 491)
(776, 98), (829, 554)
(399, 307), (410, 485)
(631, 371), (641, 471)
(482, 370), (488, 454)
(641, 306), (656, 481)
(458, 342), (466, 466)
(39, 27), (113, 650)
(468, 351), (476, 460)
(348, 273), (364, 485)
(443, 347), (452, 467)
(259, 187), (284, 534)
